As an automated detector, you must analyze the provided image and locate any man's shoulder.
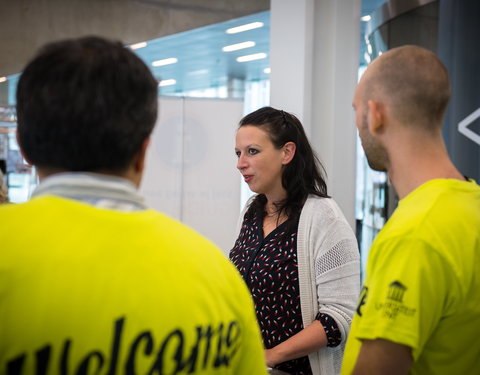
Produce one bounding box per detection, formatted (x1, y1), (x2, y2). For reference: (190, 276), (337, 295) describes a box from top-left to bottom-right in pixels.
(372, 179), (480, 273)
(0, 197), (43, 219)
(410, 178), (480, 208)
(1, 195), (224, 260)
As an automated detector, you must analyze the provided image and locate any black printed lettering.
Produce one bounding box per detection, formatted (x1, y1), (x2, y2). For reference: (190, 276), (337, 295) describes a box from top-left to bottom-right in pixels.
(4, 317), (243, 374)
(356, 286), (368, 317)
(35, 345), (52, 375)
(225, 321), (241, 359)
(199, 325), (213, 370)
(226, 321), (240, 347)
(177, 325), (214, 373)
(6, 353), (26, 375)
(76, 351), (104, 375)
(149, 329), (184, 375)
(107, 317), (124, 375)
(214, 323), (228, 368)
(60, 340), (72, 375)
(126, 331), (154, 375)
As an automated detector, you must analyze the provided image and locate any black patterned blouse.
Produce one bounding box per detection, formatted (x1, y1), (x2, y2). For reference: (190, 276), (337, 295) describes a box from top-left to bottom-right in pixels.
(230, 211), (343, 375)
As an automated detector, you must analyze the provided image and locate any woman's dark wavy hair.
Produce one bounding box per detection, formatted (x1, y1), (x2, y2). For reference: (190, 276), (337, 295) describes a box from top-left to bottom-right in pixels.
(240, 106), (329, 226)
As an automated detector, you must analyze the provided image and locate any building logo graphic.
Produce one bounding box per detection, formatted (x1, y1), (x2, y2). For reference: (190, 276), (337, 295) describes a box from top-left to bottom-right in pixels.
(387, 281), (407, 303)
(375, 281), (416, 319)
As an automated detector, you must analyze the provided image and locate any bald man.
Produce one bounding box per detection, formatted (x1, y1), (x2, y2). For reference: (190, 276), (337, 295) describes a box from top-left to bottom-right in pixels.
(341, 45), (480, 374)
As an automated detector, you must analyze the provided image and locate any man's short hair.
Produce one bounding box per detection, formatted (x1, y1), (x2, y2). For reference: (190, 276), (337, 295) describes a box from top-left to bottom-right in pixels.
(16, 36), (158, 173)
(365, 45), (451, 130)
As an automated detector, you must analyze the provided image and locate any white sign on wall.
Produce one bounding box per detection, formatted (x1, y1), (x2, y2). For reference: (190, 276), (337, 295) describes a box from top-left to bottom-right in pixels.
(140, 97), (243, 254)
(458, 107), (480, 146)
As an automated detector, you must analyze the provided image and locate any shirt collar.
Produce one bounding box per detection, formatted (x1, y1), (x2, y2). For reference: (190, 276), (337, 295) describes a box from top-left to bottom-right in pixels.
(32, 172), (148, 211)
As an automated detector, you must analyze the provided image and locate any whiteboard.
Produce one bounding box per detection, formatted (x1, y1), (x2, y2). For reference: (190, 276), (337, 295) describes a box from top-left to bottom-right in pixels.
(140, 97), (243, 255)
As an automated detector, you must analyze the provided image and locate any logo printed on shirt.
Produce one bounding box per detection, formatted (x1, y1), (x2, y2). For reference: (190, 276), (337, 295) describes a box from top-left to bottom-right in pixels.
(375, 280), (416, 319)
(356, 286), (368, 317)
(387, 281), (407, 303)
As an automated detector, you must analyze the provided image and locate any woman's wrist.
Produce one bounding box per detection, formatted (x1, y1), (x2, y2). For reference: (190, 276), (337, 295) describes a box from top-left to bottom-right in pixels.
(265, 346), (285, 368)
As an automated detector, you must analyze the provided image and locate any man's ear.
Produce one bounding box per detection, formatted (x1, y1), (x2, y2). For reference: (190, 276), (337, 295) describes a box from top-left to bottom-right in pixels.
(367, 100), (385, 135)
(282, 142), (296, 165)
(133, 137), (151, 174)
(15, 130), (33, 166)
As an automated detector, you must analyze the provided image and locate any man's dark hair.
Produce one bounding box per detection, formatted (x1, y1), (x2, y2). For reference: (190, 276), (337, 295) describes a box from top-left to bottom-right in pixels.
(16, 36), (158, 173)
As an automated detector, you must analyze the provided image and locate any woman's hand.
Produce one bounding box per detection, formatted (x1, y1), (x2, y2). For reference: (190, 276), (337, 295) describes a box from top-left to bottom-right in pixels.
(264, 320), (328, 367)
(265, 347), (282, 368)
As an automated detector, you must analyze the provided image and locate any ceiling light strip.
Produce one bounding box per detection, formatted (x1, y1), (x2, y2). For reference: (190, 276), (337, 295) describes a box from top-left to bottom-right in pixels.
(152, 58), (178, 67)
(222, 41), (255, 52)
(236, 53), (267, 63)
(130, 42), (147, 50)
(226, 22), (264, 34)
(159, 79), (176, 87)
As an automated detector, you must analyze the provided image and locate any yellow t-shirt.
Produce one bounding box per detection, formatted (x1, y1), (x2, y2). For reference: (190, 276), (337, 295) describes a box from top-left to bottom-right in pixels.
(342, 179), (480, 374)
(0, 196), (267, 374)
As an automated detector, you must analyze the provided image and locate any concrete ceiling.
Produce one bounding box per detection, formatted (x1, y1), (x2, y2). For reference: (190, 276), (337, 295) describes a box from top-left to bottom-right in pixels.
(132, 11), (270, 96)
(0, 0), (387, 102)
(131, 0), (388, 96)
(0, 0), (270, 77)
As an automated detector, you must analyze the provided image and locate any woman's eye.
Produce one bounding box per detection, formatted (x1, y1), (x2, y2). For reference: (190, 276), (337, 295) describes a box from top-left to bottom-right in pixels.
(248, 148), (259, 155)
(235, 151), (241, 158)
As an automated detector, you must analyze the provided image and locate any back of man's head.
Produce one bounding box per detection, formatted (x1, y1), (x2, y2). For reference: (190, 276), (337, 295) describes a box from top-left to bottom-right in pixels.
(363, 45), (450, 131)
(16, 36), (158, 174)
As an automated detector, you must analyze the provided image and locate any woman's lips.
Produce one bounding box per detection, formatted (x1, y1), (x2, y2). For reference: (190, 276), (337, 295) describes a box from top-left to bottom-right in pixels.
(243, 175), (253, 183)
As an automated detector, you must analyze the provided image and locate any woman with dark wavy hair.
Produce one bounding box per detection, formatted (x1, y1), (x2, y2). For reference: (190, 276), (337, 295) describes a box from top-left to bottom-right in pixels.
(230, 107), (360, 375)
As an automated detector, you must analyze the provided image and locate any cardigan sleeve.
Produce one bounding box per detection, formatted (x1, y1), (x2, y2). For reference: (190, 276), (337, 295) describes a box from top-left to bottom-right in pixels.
(314, 216), (360, 340)
(298, 197), (361, 344)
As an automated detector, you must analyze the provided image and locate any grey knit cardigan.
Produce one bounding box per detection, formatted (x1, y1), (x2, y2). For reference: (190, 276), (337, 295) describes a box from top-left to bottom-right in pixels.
(233, 195), (361, 375)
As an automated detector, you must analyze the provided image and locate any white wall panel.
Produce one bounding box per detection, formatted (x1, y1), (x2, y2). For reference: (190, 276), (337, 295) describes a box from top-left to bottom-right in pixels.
(140, 97), (184, 220)
(140, 97), (242, 255)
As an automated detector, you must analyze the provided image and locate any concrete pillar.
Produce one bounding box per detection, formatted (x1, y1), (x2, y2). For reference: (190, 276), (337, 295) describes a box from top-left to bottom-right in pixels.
(270, 0), (361, 229)
(270, 0), (315, 135)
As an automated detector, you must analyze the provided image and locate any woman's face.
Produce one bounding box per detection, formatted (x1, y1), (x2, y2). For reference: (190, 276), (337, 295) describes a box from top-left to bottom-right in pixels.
(235, 125), (286, 197)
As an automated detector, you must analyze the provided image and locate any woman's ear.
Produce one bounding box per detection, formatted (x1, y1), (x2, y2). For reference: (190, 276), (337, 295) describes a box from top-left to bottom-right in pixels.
(282, 142), (296, 165)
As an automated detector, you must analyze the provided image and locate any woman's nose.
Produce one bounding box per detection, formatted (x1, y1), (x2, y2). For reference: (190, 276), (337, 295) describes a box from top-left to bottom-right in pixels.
(237, 154), (247, 170)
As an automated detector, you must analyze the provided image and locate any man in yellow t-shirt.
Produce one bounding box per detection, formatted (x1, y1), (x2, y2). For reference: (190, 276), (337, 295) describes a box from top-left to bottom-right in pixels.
(343, 45), (480, 374)
(0, 36), (267, 375)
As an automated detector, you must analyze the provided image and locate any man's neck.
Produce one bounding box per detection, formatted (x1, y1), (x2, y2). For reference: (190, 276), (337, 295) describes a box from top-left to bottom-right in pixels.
(387, 143), (464, 199)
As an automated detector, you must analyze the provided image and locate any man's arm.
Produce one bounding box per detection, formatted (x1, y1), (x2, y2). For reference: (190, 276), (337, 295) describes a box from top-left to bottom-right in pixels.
(352, 339), (413, 375)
